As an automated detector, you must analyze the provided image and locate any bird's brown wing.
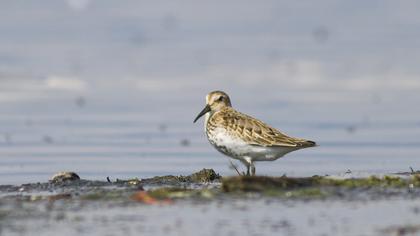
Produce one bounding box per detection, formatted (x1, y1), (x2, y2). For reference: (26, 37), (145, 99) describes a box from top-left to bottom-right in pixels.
(209, 108), (316, 148)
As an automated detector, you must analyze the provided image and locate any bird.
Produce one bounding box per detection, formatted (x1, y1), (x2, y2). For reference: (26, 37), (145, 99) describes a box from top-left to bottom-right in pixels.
(193, 90), (316, 176)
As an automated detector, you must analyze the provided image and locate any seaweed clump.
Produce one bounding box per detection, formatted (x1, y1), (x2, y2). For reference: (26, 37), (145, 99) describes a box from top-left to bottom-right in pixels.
(222, 175), (420, 193)
(142, 168), (221, 185)
(189, 168), (220, 182)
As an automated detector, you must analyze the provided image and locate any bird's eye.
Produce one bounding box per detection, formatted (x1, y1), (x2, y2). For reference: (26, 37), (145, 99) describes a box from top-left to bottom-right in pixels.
(218, 96), (224, 101)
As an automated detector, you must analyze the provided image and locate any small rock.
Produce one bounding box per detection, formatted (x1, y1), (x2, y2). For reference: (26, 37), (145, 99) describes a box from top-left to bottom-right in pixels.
(50, 171), (80, 183)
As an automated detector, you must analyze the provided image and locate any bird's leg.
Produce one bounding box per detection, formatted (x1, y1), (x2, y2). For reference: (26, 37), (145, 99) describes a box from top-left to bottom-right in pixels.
(246, 165), (250, 176)
(229, 160), (242, 176)
(251, 163), (256, 176)
(242, 157), (253, 176)
(239, 159), (251, 176)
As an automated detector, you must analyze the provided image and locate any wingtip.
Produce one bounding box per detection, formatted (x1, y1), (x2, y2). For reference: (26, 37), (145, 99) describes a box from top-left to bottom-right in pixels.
(309, 140), (318, 147)
(302, 140), (317, 148)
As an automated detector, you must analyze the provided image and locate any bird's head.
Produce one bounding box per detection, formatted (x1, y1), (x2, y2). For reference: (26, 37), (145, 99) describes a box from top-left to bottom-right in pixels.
(193, 91), (231, 123)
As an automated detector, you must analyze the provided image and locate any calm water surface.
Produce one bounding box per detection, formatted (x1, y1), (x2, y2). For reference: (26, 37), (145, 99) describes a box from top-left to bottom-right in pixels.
(1, 1), (420, 185)
(0, 90), (419, 185)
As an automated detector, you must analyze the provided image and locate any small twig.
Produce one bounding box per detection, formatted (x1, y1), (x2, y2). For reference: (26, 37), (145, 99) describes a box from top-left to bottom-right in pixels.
(229, 160), (242, 176)
(410, 166), (415, 174)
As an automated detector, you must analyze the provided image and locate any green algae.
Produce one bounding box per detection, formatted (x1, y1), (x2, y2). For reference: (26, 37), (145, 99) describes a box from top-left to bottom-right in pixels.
(146, 174), (417, 200)
(264, 188), (326, 199)
(143, 168), (221, 185)
(221, 175), (420, 194)
(81, 189), (130, 201)
(147, 187), (215, 200)
(3, 170), (420, 203)
(148, 187), (193, 199)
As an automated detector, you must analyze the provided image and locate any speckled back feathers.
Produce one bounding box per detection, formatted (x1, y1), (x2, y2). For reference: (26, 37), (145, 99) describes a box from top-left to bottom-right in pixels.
(207, 107), (316, 148)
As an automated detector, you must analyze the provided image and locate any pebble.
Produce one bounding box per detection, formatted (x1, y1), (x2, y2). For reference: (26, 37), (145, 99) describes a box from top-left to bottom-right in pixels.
(50, 172), (80, 183)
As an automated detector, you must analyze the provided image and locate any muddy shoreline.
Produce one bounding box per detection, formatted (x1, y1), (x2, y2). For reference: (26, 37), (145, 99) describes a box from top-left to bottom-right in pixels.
(1, 169), (420, 236)
(2, 169), (420, 200)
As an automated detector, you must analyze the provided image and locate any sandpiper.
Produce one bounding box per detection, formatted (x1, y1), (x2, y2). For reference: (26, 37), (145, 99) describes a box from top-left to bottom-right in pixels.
(194, 91), (316, 176)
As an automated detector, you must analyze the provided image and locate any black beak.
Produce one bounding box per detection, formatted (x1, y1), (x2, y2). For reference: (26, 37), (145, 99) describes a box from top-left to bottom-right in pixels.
(193, 105), (211, 123)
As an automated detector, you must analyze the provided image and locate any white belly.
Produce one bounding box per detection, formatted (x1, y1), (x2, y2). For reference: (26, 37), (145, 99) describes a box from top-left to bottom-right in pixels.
(206, 127), (294, 163)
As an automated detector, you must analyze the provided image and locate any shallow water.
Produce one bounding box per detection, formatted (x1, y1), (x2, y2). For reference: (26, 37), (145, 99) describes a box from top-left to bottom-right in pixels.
(1, 1), (420, 185)
(0, 90), (419, 185)
(2, 196), (420, 236)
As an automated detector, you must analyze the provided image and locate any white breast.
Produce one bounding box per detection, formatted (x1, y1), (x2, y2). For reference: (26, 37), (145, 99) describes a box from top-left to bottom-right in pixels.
(206, 126), (295, 162)
(209, 127), (283, 161)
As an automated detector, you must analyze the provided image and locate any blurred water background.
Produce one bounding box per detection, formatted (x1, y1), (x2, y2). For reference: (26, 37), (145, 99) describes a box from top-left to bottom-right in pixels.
(0, 1), (420, 185)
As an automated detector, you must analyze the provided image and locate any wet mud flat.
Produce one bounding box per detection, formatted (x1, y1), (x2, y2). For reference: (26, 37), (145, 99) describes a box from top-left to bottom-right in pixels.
(1, 169), (420, 236)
